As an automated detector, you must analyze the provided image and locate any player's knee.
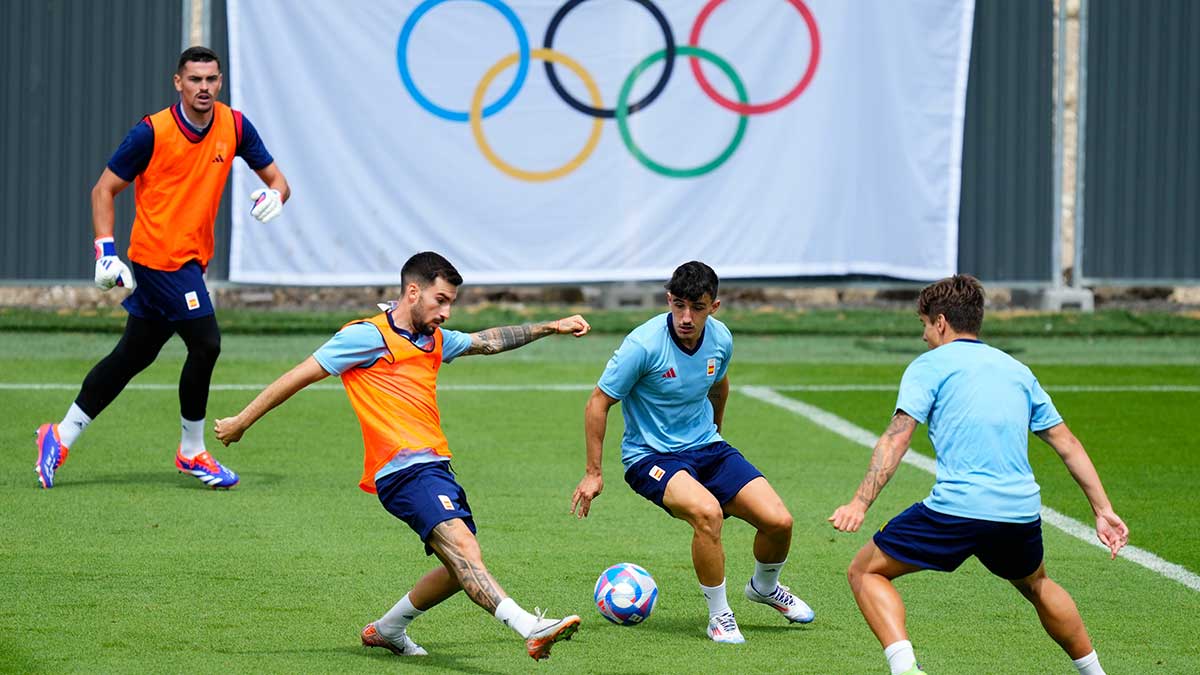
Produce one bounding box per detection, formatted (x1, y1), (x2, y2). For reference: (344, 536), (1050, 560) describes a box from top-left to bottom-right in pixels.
(188, 332), (221, 364)
(687, 501), (724, 539)
(762, 507), (793, 537)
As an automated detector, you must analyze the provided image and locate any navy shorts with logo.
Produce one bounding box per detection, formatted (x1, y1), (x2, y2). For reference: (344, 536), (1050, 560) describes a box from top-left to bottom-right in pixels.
(123, 260), (215, 322)
(375, 460), (477, 556)
(873, 502), (1044, 580)
(624, 441), (764, 517)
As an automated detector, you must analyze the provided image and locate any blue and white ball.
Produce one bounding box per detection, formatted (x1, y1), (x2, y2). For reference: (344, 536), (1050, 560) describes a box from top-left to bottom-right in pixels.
(594, 562), (658, 625)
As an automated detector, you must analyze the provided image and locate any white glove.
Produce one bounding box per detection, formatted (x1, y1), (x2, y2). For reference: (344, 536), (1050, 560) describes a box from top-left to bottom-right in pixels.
(250, 188), (283, 223)
(93, 237), (136, 290)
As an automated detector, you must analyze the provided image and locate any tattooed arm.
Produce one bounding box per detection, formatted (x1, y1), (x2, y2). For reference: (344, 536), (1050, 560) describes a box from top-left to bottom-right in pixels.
(461, 314), (590, 356)
(828, 411), (918, 532)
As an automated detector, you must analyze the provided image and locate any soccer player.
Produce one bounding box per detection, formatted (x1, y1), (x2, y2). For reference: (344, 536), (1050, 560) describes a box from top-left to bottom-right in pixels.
(570, 261), (814, 644)
(829, 274), (1129, 675)
(213, 252), (588, 661)
(34, 46), (290, 490)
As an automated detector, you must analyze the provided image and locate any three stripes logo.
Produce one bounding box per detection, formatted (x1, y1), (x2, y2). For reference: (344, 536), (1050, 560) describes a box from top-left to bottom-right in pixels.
(661, 368), (677, 379)
(211, 154), (225, 163)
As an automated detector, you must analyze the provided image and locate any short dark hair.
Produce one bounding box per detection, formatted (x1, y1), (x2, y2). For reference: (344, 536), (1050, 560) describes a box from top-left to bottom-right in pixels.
(177, 46), (221, 73)
(401, 251), (463, 288)
(665, 261), (719, 302)
(917, 274), (984, 334)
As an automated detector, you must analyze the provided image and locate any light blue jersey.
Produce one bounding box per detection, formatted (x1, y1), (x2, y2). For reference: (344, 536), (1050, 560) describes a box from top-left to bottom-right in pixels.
(598, 313), (732, 469)
(896, 339), (1063, 523)
(312, 316), (473, 479)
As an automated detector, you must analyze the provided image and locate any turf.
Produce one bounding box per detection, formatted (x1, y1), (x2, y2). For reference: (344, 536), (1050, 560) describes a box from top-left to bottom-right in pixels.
(1, 331), (1198, 673)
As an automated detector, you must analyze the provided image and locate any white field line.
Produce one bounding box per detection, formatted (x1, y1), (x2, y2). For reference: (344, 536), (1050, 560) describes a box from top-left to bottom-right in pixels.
(2, 383), (1197, 393)
(739, 385), (1200, 593)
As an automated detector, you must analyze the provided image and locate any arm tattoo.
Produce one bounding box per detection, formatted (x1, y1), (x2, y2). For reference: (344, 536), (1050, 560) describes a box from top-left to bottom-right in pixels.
(465, 323), (540, 356)
(427, 521), (505, 612)
(853, 413), (917, 508)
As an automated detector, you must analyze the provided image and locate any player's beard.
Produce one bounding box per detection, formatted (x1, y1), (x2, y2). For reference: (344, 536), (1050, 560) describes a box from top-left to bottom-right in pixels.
(410, 307), (438, 336)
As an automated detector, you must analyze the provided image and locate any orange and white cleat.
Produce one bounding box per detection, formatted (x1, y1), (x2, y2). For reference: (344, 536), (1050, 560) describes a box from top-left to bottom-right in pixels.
(361, 622), (427, 656)
(525, 611), (581, 661)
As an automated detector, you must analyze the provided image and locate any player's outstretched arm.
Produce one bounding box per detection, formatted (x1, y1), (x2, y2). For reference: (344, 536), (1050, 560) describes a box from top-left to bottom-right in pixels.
(571, 387), (618, 519)
(829, 411), (917, 532)
(214, 356), (329, 446)
(462, 314), (590, 357)
(1035, 423), (1129, 558)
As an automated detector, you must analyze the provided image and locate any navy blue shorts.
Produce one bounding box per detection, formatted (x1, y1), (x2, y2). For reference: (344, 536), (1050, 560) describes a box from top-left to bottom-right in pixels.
(375, 460), (476, 556)
(624, 441), (763, 517)
(122, 261), (214, 322)
(873, 502), (1044, 580)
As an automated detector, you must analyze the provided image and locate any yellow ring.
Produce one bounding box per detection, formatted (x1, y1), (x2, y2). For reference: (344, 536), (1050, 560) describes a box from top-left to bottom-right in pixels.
(470, 48), (604, 182)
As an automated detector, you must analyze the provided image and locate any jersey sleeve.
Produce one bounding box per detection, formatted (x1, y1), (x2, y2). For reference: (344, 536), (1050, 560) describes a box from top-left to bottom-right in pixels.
(440, 328), (473, 363)
(895, 357), (939, 424)
(235, 114), (275, 170)
(312, 322), (389, 375)
(106, 119), (154, 181)
(716, 325), (733, 381)
(1028, 378), (1064, 432)
(597, 337), (647, 400)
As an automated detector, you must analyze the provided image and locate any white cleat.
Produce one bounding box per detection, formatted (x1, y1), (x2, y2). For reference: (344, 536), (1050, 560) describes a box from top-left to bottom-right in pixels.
(525, 609), (581, 661)
(745, 580), (815, 624)
(361, 623), (428, 656)
(706, 610), (746, 644)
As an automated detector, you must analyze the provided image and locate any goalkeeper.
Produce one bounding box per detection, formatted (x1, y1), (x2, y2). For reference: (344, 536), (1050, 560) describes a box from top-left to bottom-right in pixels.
(35, 46), (289, 490)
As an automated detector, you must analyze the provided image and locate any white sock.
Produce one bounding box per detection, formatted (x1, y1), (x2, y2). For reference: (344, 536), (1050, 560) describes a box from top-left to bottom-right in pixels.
(700, 579), (731, 617)
(57, 403), (92, 448)
(494, 597), (538, 638)
(751, 557), (786, 595)
(179, 417), (206, 458)
(884, 639), (917, 675)
(1072, 650), (1105, 675)
(376, 593), (424, 640)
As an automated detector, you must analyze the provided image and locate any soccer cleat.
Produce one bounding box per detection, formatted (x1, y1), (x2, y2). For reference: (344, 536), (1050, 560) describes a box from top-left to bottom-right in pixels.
(361, 622), (427, 656)
(745, 580), (816, 624)
(706, 610), (746, 644)
(175, 448), (239, 489)
(525, 609), (581, 661)
(35, 423), (70, 489)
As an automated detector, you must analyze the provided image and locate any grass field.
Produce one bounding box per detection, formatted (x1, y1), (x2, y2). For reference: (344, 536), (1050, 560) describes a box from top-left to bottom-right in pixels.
(3, 329), (1199, 673)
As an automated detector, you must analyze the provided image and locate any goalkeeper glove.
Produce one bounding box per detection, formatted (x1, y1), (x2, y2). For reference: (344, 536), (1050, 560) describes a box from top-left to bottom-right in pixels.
(93, 237), (135, 290)
(249, 188), (283, 223)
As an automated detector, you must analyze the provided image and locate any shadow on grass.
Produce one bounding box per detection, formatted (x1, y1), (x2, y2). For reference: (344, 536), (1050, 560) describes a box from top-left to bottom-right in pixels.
(52, 470), (287, 489)
(217, 643), (512, 674)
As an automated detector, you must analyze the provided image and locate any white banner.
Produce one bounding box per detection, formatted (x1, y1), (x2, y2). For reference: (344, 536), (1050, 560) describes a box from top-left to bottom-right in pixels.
(229, 0), (974, 285)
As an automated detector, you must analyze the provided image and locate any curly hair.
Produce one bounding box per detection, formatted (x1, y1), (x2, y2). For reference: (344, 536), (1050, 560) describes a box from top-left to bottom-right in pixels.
(917, 274), (984, 334)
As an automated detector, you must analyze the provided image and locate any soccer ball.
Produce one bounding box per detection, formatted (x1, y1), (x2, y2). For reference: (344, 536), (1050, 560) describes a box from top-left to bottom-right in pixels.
(594, 562), (658, 625)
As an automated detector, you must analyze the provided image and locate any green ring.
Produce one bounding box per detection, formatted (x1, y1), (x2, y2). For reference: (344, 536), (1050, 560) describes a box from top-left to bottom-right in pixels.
(615, 45), (749, 178)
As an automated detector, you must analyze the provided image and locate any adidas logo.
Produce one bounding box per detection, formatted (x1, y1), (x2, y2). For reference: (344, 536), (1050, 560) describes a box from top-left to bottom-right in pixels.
(661, 368), (677, 379)
(211, 154), (225, 163)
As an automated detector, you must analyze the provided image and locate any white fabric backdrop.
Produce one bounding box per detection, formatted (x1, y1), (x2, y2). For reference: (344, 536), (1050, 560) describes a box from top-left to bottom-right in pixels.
(228, 0), (974, 285)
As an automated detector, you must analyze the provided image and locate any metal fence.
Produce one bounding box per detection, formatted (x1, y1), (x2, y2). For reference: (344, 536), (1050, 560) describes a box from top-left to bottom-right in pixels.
(2, 0), (1192, 286)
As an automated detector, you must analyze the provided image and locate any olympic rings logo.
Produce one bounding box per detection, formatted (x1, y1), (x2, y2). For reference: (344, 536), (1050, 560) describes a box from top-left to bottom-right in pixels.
(397, 0), (820, 182)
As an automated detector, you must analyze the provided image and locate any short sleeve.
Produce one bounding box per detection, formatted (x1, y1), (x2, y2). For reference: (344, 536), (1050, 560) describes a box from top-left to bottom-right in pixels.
(1028, 378), (1064, 432)
(312, 322), (389, 375)
(716, 327), (733, 381)
(597, 338), (648, 400)
(440, 328), (473, 363)
(106, 120), (154, 181)
(235, 114), (275, 170)
(895, 357), (939, 424)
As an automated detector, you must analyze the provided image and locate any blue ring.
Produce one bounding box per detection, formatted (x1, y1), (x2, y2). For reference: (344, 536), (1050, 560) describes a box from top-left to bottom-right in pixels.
(397, 0), (530, 122)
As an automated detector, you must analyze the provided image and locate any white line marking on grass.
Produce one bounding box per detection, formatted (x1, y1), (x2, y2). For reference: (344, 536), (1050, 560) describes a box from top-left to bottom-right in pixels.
(3, 383), (1196, 393)
(740, 385), (1200, 593)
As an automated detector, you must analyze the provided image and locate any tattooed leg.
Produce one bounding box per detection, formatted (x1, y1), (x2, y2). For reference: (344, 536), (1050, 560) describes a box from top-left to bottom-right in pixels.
(427, 519), (507, 613)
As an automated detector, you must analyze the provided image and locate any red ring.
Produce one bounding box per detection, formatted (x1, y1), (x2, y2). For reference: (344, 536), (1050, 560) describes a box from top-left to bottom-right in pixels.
(688, 0), (820, 115)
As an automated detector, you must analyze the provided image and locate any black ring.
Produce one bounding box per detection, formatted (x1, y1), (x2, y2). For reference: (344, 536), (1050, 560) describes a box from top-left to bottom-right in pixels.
(542, 0), (675, 119)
